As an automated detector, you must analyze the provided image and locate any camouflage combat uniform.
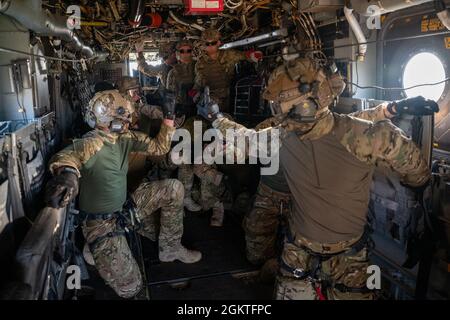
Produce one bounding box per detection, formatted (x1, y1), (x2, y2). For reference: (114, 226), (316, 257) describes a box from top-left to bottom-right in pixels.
(178, 116), (225, 213)
(244, 104), (393, 266)
(194, 50), (249, 113)
(166, 61), (196, 117)
(212, 106), (429, 300)
(49, 124), (177, 298)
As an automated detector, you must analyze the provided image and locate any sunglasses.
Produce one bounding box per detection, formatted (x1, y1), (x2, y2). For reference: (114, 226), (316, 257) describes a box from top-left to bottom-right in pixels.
(179, 49), (192, 54)
(205, 41), (218, 47)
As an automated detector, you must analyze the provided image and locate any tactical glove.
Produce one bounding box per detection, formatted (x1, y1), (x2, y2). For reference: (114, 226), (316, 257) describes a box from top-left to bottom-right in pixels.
(44, 167), (79, 208)
(197, 100), (222, 122)
(388, 96), (439, 116)
(160, 89), (177, 120)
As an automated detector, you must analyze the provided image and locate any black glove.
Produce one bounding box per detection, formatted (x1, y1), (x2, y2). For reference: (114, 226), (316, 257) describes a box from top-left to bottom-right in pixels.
(160, 89), (176, 120)
(44, 168), (79, 208)
(197, 100), (222, 122)
(388, 96), (439, 116)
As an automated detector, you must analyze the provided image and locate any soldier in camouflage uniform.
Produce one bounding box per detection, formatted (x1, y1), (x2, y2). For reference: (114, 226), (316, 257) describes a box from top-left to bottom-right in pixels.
(135, 41), (177, 88)
(166, 40), (197, 118)
(191, 28), (263, 113)
(198, 57), (437, 300)
(160, 39), (226, 221)
(117, 76), (164, 128)
(179, 115), (227, 226)
(45, 90), (202, 299)
(246, 101), (433, 281)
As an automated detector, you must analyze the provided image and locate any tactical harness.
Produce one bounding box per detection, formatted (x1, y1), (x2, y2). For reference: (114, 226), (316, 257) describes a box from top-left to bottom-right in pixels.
(278, 198), (375, 298)
(77, 198), (141, 252)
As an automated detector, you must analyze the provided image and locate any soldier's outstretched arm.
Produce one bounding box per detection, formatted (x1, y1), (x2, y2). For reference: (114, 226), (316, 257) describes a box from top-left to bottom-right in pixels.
(349, 103), (392, 122)
(48, 135), (104, 176)
(137, 52), (163, 77)
(340, 118), (430, 187)
(212, 117), (279, 160)
(349, 96), (439, 121)
(128, 122), (176, 156)
(371, 121), (429, 186)
(227, 49), (247, 65)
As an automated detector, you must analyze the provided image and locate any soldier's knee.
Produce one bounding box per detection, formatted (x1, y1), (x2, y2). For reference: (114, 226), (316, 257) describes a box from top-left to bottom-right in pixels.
(116, 275), (143, 299)
(274, 276), (317, 300)
(168, 179), (184, 201)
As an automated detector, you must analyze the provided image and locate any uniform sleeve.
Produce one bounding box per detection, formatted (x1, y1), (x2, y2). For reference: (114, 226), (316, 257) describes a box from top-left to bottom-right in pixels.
(255, 117), (280, 131)
(349, 103), (389, 122)
(128, 123), (175, 156)
(227, 49), (247, 65)
(212, 117), (280, 160)
(193, 60), (205, 91)
(338, 118), (430, 187)
(137, 52), (162, 77)
(48, 135), (104, 177)
(140, 104), (164, 120)
(166, 68), (176, 92)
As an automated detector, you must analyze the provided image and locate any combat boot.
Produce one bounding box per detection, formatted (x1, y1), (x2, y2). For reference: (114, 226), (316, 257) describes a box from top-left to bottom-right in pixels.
(183, 196), (202, 212)
(159, 245), (202, 263)
(210, 201), (224, 227)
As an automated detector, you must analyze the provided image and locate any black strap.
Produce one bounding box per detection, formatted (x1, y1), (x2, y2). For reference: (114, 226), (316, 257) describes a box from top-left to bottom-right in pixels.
(81, 203), (140, 252)
(285, 225), (373, 258)
(279, 258), (311, 279)
(281, 225), (375, 296)
(88, 231), (126, 252)
(17, 146), (33, 214)
(78, 210), (122, 222)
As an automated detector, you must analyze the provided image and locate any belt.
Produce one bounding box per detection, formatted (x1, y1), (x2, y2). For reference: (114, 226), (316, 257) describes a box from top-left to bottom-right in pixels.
(78, 210), (122, 222)
(286, 225), (372, 256)
(280, 226), (375, 297)
(259, 182), (291, 200)
(80, 199), (140, 251)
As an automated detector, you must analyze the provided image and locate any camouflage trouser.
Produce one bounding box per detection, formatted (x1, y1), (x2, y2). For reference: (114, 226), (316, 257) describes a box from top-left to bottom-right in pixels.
(179, 163), (225, 210)
(82, 179), (184, 299)
(274, 238), (375, 300)
(243, 182), (291, 265)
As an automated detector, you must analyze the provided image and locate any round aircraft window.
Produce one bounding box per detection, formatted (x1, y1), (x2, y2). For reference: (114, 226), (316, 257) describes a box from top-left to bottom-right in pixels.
(403, 52), (446, 101)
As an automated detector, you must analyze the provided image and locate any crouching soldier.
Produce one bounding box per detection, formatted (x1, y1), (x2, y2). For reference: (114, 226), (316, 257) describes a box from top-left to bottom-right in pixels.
(45, 90), (201, 299)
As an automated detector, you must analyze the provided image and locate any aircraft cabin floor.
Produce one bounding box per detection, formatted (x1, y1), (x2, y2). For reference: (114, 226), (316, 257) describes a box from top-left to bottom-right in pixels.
(80, 209), (275, 300)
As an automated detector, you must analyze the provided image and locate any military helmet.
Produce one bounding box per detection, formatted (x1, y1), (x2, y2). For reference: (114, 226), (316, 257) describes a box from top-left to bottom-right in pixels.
(176, 39), (193, 50)
(117, 76), (140, 94)
(202, 28), (221, 42)
(262, 57), (346, 117)
(85, 90), (135, 130)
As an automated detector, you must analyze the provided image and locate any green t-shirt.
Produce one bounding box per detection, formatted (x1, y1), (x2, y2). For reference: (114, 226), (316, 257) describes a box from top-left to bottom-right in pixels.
(78, 136), (133, 214)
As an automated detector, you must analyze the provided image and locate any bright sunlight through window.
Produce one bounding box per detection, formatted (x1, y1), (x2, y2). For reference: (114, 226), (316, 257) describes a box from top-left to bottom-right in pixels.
(403, 52), (446, 101)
